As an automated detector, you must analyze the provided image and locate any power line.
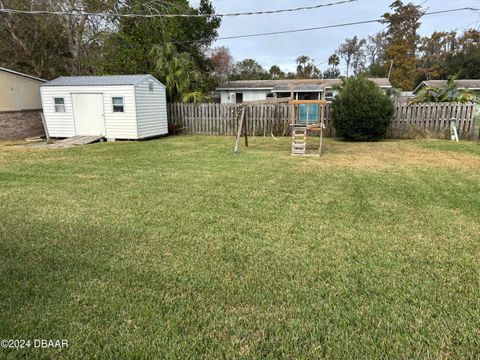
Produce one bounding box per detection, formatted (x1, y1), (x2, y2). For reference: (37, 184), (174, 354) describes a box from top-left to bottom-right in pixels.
(174, 7), (479, 44)
(315, 3), (476, 73)
(317, 7), (479, 70)
(453, 19), (480, 32)
(94, 6), (479, 49)
(207, 19), (381, 42)
(0, 0), (357, 18)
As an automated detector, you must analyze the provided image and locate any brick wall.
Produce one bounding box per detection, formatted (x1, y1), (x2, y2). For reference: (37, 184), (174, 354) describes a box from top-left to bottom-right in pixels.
(0, 110), (45, 140)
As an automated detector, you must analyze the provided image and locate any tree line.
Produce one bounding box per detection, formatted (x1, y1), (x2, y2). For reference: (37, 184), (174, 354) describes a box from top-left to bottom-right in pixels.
(337, 1), (480, 90)
(208, 49), (331, 82)
(0, 0), (220, 102)
(212, 1), (480, 91)
(1, 0), (479, 102)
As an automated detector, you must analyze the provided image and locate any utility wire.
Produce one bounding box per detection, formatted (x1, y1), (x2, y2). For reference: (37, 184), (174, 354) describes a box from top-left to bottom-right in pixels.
(0, 0), (357, 18)
(204, 19), (381, 41)
(315, 9), (478, 69)
(173, 7), (479, 44)
(94, 6), (480, 49)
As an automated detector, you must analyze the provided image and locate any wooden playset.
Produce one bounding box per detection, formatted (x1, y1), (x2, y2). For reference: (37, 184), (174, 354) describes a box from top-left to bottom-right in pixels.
(234, 81), (327, 156)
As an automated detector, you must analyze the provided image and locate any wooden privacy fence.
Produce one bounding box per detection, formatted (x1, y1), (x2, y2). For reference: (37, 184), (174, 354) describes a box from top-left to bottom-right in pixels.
(391, 102), (478, 139)
(168, 102), (478, 139)
(168, 103), (294, 136)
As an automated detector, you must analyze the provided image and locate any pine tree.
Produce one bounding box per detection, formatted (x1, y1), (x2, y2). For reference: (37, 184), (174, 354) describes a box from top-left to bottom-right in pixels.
(381, 0), (422, 90)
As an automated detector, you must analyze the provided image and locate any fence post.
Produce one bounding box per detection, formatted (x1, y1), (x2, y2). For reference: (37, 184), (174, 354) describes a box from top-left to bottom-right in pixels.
(474, 105), (480, 143)
(166, 102), (480, 139)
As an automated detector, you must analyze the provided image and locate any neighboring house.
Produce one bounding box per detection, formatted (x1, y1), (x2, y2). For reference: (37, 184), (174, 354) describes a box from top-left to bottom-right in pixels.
(41, 75), (168, 140)
(393, 91), (415, 103)
(413, 80), (480, 94)
(0, 67), (47, 140)
(0, 67), (46, 111)
(216, 78), (392, 104)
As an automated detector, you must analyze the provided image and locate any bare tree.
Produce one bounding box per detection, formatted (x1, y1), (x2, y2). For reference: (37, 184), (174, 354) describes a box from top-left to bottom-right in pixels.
(54, 0), (115, 74)
(337, 36), (366, 77)
(0, 0), (70, 77)
(366, 33), (386, 66)
(352, 43), (367, 75)
(208, 46), (235, 82)
(0, 0), (115, 76)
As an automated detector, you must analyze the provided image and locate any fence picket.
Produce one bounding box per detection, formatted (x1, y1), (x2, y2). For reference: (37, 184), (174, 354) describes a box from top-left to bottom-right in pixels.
(167, 102), (477, 139)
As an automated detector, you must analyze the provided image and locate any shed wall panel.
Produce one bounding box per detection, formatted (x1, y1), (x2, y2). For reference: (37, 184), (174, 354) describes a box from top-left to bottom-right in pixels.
(135, 77), (168, 138)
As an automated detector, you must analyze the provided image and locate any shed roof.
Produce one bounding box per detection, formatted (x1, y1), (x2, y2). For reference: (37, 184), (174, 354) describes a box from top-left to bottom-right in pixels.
(217, 78), (392, 91)
(0, 67), (46, 82)
(414, 79), (480, 93)
(42, 74), (154, 87)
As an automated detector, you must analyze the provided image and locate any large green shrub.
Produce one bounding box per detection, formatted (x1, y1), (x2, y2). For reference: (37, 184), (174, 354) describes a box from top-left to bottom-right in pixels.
(332, 77), (394, 141)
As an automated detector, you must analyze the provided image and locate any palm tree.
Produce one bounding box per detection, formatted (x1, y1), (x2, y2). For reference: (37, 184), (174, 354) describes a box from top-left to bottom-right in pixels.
(412, 76), (479, 103)
(325, 54), (341, 78)
(151, 44), (206, 103)
(328, 54), (340, 69)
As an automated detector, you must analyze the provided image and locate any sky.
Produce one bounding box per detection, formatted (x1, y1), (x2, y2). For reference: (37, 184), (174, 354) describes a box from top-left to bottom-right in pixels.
(189, 0), (480, 73)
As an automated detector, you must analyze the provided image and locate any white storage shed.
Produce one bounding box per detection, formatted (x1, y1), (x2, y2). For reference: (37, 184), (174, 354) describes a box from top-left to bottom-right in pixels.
(40, 74), (168, 140)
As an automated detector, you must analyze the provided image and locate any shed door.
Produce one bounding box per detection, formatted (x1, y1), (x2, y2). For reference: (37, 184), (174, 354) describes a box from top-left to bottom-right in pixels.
(72, 93), (105, 136)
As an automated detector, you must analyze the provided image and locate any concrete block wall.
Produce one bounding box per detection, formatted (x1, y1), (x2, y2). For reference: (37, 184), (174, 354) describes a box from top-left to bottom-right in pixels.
(0, 110), (45, 140)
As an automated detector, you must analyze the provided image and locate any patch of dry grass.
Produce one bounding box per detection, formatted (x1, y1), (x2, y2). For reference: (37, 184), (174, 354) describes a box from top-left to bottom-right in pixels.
(242, 137), (480, 171)
(1, 136), (479, 359)
(315, 140), (480, 170)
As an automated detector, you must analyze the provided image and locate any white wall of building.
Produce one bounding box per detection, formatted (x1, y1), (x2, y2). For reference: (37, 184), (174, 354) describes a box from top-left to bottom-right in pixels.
(135, 77), (168, 138)
(220, 91), (232, 104)
(41, 85), (138, 139)
(220, 90), (270, 104)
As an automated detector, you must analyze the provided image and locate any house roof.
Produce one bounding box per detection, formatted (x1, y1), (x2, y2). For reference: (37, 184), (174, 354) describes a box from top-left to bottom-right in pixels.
(217, 80), (293, 90)
(272, 84), (324, 92)
(217, 78), (392, 91)
(413, 79), (480, 93)
(42, 74), (154, 87)
(0, 67), (46, 82)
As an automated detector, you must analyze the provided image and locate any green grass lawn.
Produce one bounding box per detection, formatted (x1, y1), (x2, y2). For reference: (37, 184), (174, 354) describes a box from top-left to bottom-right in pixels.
(1, 136), (479, 359)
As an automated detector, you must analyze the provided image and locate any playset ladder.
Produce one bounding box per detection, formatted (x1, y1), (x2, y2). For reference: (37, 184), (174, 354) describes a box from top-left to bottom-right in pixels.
(291, 125), (307, 156)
